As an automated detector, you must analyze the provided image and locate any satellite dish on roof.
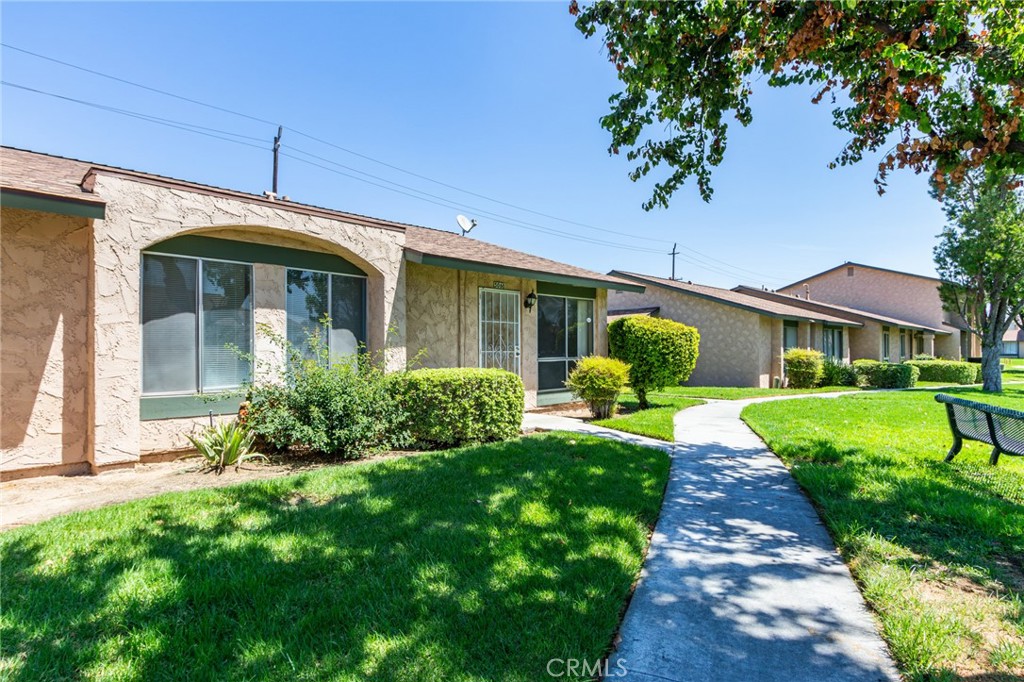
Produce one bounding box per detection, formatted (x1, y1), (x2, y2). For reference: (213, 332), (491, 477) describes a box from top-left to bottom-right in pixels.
(457, 214), (477, 237)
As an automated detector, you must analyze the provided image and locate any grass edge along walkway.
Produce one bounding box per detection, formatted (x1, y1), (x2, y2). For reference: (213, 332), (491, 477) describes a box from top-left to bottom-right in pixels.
(0, 432), (670, 682)
(742, 387), (1024, 681)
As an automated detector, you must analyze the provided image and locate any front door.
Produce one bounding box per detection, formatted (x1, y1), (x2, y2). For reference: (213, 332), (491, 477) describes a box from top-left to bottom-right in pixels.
(479, 288), (521, 374)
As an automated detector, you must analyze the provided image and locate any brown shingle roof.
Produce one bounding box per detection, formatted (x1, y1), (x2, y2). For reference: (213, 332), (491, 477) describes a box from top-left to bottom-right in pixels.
(612, 271), (864, 325)
(406, 226), (644, 291)
(733, 285), (950, 334)
(0, 146), (421, 231)
(0, 147), (102, 206)
(782, 261), (942, 289)
(2, 147), (645, 290)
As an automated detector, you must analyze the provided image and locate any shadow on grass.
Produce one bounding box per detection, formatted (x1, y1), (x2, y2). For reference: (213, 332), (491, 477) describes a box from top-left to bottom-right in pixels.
(1, 434), (668, 681)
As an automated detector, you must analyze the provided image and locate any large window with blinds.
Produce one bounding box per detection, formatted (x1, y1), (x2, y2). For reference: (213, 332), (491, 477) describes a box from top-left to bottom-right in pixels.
(538, 295), (594, 392)
(141, 254), (253, 395)
(286, 269), (367, 362)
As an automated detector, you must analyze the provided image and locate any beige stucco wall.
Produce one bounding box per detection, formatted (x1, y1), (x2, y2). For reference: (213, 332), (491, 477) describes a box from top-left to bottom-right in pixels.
(849, 321), (883, 361)
(405, 262), (610, 408)
(609, 288), (772, 387)
(90, 175), (407, 467)
(1, 208), (92, 477)
(781, 266), (970, 359)
(782, 266), (948, 329)
(404, 262), (542, 408)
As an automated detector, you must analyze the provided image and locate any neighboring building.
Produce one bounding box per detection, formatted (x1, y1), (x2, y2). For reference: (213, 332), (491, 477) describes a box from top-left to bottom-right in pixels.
(1, 147), (641, 480)
(734, 286), (954, 363)
(776, 262), (976, 359)
(1004, 323), (1023, 358)
(608, 272), (862, 388)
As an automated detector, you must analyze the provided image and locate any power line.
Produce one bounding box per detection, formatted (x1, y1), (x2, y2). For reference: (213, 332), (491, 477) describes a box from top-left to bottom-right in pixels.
(4, 81), (786, 280)
(1, 81), (270, 151)
(1, 43), (277, 127)
(2, 47), (792, 283)
(3, 80), (672, 256)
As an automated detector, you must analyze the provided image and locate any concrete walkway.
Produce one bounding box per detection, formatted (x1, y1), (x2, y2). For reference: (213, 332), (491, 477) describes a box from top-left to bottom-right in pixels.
(525, 397), (899, 682)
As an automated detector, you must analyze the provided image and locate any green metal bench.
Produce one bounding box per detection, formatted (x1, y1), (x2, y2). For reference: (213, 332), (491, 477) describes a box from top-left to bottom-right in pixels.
(935, 393), (1024, 465)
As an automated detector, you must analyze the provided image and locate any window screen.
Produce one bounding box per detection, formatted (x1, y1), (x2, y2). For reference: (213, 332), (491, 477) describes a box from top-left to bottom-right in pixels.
(142, 255), (198, 394)
(286, 269), (366, 362)
(201, 261), (253, 390)
(537, 295), (594, 392)
(142, 254), (252, 395)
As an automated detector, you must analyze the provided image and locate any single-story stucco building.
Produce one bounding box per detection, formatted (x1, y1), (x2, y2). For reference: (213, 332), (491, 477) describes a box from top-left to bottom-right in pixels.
(1002, 323), (1022, 359)
(733, 286), (955, 363)
(607, 271), (863, 388)
(0, 146), (642, 480)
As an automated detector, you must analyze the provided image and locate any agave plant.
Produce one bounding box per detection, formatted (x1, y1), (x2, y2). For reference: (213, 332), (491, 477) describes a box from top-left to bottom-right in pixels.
(186, 420), (265, 474)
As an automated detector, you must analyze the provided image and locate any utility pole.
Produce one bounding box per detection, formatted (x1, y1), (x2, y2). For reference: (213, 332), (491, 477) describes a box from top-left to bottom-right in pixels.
(669, 242), (679, 280)
(272, 125), (283, 196)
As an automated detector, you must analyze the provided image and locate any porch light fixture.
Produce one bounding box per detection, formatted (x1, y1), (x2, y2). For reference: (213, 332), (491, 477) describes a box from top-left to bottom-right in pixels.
(524, 291), (537, 311)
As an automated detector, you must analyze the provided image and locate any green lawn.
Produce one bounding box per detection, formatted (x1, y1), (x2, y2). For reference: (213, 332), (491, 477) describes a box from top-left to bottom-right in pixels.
(666, 385), (862, 400)
(743, 387), (1024, 681)
(593, 389), (703, 441)
(0, 433), (669, 681)
(1005, 358), (1024, 381)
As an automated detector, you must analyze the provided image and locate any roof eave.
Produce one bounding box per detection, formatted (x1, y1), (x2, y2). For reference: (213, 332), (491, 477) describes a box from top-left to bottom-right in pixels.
(409, 251), (645, 292)
(611, 272), (861, 326)
(0, 188), (106, 219)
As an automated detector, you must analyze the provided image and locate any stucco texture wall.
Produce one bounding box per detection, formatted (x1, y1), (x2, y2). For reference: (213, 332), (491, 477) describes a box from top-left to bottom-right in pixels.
(1, 207), (92, 477)
(609, 288), (770, 387)
(782, 266), (947, 329)
(404, 263), (541, 408)
(90, 175), (407, 467)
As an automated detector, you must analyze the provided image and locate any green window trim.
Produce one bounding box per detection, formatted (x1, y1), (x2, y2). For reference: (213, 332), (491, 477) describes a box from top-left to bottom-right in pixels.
(536, 282), (597, 299)
(147, 234), (366, 276)
(140, 394), (243, 421)
(1, 189), (106, 219)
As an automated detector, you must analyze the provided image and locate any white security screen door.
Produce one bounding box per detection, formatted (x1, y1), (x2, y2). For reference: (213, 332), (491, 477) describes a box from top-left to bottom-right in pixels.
(479, 288), (521, 374)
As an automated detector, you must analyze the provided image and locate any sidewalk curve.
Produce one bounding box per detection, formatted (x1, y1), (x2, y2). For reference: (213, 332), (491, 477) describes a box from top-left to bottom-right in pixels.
(526, 395), (899, 682)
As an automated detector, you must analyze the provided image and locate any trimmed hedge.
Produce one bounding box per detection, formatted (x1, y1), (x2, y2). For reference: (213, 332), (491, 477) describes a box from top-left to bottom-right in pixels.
(565, 356), (631, 419)
(854, 360), (920, 388)
(608, 316), (699, 409)
(784, 348), (824, 388)
(903, 360), (978, 385)
(391, 368), (524, 448)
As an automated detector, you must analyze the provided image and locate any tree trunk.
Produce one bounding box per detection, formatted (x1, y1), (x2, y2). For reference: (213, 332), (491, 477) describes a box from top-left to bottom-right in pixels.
(980, 342), (1003, 392)
(636, 387), (649, 410)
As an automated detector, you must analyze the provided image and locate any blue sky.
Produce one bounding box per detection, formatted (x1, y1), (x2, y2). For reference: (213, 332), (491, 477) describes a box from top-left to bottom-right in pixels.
(1, 1), (947, 288)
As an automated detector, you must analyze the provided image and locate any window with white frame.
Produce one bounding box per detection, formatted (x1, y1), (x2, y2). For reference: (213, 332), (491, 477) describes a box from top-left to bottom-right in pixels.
(882, 326), (891, 361)
(286, 268), (367, 361)
(141, 253), (253, 395)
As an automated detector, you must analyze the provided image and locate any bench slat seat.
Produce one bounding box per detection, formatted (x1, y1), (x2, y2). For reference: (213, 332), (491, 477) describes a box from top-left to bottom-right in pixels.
(935, 394), (1024, 465)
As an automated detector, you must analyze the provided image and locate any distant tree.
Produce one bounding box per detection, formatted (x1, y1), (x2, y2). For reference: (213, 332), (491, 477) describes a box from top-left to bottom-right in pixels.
(933, 168), (1024, 392)
(570, 0), (1024, 209)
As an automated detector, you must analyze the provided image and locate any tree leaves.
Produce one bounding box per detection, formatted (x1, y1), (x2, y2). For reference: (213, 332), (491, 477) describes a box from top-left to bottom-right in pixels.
(573, 0), (1024, 208)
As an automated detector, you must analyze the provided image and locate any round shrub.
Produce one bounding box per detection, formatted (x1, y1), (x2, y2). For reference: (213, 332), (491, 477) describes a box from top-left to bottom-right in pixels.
(855, 361), (919, 388)
(903, 360), (978, 385)
(245, 357), (408, 459)
(608, 316), (699, 409)
(784, 348), (824, 388)
(391, 368), (524, 449)
(565, 356), (631, 419)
